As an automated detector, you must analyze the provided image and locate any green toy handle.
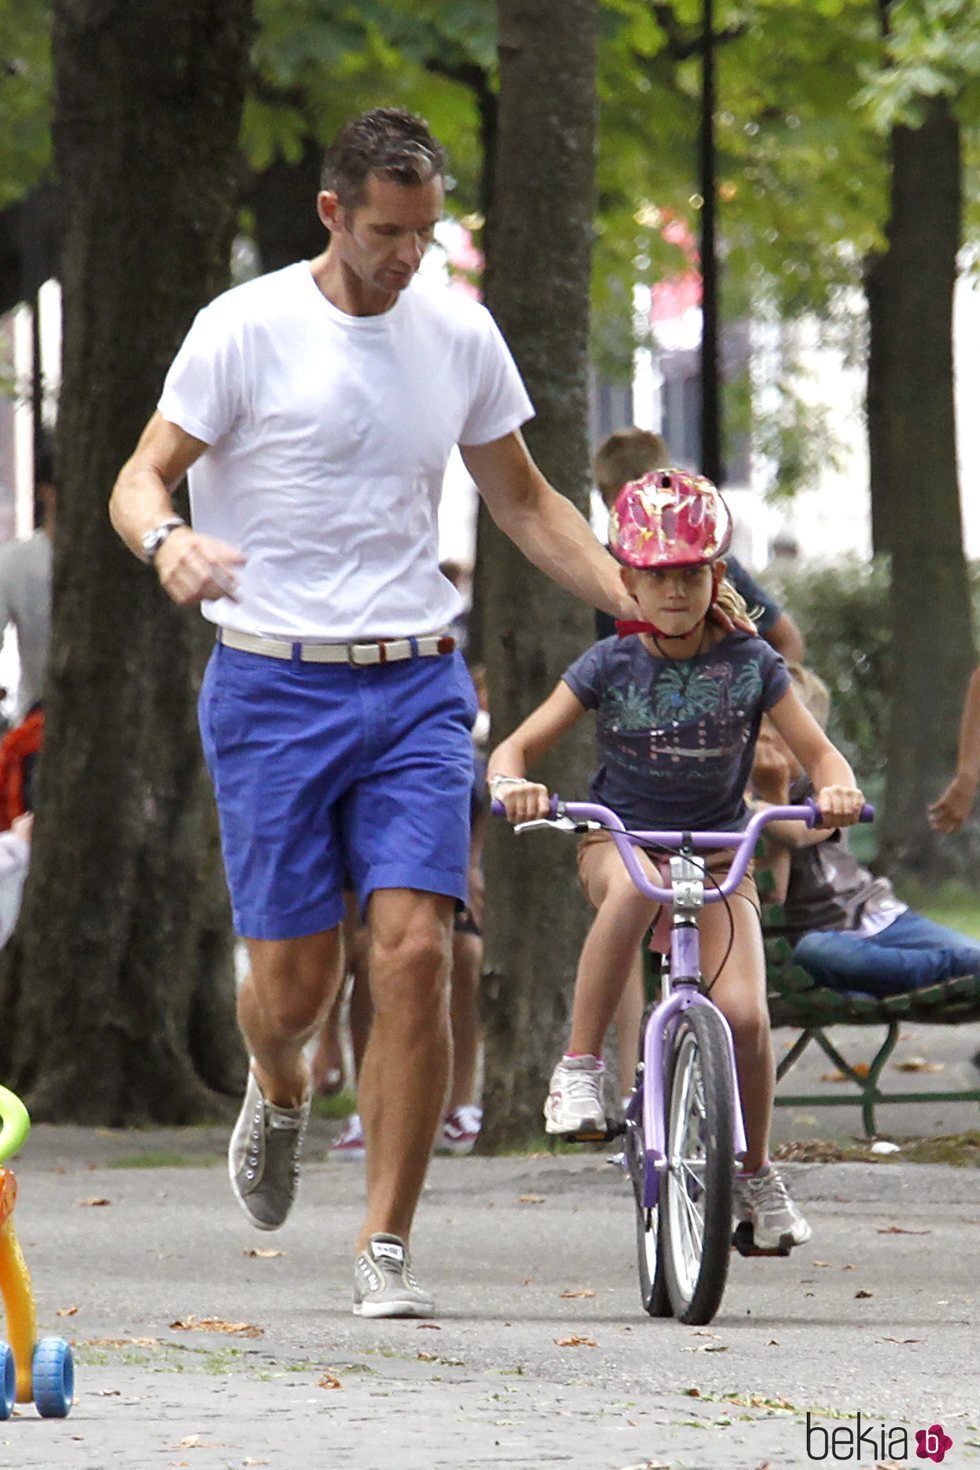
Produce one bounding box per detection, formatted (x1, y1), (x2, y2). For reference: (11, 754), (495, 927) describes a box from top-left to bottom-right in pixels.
(0, 1084), (30, 1164)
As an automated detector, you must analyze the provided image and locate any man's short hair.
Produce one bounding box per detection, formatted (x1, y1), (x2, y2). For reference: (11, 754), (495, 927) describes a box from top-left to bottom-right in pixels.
(593, 427), (670, 506)
(788, 663), (831, 730)
(321, 107), (448, 210)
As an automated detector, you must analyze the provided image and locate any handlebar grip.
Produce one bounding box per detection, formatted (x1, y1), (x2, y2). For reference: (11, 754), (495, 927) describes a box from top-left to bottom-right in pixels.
(549, 794), (560, 819)
(490, 799), (505, 818)
(805, 797), (875, 826)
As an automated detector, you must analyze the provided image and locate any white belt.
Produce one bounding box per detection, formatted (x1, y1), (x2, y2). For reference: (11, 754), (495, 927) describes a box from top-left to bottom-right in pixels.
(219, 627), (457, 666)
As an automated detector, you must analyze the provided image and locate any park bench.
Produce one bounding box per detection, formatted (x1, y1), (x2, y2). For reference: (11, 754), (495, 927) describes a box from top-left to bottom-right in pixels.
(758, 867), (980, 1137)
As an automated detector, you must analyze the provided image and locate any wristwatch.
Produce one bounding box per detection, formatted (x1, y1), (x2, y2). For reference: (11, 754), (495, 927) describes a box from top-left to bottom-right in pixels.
(141, 517), (186, 564)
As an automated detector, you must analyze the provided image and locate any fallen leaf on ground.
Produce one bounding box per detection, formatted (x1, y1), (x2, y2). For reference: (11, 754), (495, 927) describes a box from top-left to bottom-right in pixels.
(416, 1352), (439, 1362)
(684, 1387), (701, 1397)
(820, 1070), (848, 1083)
(178, 1435), (211, 1448)
(318, 1372), (342, 1389)
(878, 1336), (922, 1344)
(77, 1197), (111, 1207)
(812, 1260), (832, 1268)
(554, 1335), (597, 1347)
(855, 1289), (874, 1299)
(170, 1316), (263, 1338)
(244, 1248), (283, 1258)
(893, 1057), (944, 1073)
(57, 1305), (79, 1317)
(877, 1225), (930, 1235)
(559, 1288), (596, 1299)
(519, 1194), (545, 1204)
(683, 1343), (729, 1353)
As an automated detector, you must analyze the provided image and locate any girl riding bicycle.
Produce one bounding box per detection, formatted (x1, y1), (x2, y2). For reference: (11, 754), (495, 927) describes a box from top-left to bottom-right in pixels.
(488, 470), (865, 1250)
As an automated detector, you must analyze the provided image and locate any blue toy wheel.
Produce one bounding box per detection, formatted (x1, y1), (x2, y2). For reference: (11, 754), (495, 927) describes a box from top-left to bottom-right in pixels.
(0, 1341), (14, 1420)
(32, 1337), (74, 1418)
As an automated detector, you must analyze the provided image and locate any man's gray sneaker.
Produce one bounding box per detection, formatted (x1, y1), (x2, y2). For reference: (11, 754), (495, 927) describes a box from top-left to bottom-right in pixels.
(352, 1234), (434, 1319)
(228, 1069), (310, 1231)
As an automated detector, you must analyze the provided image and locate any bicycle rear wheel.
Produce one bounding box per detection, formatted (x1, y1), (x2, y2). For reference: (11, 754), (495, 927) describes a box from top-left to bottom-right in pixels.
(662, 1005), (736, 1325)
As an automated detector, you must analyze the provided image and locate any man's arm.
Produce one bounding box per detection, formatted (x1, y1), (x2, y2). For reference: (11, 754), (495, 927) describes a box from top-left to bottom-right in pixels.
(109, 411), (245, 606)
(461, 431), (632, 620)
(929, 666), (980, 834)
(765, 611), (805, 663)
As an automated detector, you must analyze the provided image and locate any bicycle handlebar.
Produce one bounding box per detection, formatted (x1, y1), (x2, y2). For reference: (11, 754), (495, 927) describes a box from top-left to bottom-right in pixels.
(492, 796), (874, 905)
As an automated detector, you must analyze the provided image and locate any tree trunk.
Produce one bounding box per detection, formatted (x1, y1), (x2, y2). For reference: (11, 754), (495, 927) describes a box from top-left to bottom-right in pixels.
(0, 1), (254, 1122)
(478, 0), (599, 1148)
(246, 132), (325, 274)
(869, 98), (977, 881)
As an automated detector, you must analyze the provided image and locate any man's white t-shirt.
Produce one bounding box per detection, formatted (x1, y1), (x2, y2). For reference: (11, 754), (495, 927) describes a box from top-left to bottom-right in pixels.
(158, 263), (533, 639)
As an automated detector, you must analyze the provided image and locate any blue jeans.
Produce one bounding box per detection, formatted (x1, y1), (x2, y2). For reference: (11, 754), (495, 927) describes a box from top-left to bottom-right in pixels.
(792, 911), (980, 998)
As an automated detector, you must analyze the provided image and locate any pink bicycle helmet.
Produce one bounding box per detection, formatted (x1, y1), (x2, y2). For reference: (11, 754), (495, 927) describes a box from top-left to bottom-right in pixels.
(608, 469), (733, 569)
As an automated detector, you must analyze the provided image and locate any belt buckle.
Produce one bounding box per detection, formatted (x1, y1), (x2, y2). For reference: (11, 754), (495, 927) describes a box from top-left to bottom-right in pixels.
(348, 642), (381, 667)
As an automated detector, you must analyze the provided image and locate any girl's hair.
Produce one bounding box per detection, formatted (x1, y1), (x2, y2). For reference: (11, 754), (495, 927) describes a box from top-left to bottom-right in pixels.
(714, 575), (756, 633)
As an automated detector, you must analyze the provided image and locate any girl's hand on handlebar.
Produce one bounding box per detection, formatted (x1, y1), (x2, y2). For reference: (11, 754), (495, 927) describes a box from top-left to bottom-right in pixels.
(492, 778), (552, 824)
(814, 784), (866, 827)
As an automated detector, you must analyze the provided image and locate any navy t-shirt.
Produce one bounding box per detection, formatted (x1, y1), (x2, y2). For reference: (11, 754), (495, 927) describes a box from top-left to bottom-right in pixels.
(562, 630), (790, 832)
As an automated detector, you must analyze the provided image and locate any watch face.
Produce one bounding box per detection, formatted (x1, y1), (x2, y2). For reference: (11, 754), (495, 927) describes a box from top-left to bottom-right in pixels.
(143, 520), (182, 561)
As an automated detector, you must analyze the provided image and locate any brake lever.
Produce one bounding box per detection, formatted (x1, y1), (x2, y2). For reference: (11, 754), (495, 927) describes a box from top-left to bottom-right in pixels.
(513, 816), (601, 835)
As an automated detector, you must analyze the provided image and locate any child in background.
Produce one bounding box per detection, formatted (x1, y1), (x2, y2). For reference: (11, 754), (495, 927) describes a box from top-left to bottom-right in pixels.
(754, 665), (980, 995)
(488, 470), (865, 1249)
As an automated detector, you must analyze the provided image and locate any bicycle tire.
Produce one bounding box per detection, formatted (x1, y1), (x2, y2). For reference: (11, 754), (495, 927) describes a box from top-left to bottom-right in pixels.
(625, 1007), (671, 1317)
(662, 1005), (736, 1325)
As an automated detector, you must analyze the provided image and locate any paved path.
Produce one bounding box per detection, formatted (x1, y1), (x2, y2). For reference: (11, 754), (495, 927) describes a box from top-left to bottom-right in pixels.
(1, 1118), (978, 1469)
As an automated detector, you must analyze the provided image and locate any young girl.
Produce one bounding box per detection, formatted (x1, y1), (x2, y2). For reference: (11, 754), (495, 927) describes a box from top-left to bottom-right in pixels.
(488, 470), (865, 1250)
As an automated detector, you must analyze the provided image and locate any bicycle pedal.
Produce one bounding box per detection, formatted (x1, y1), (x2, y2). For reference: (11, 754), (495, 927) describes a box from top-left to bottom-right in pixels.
(731, 1221), (791, 1258)
(561, 1119), (625, 1145)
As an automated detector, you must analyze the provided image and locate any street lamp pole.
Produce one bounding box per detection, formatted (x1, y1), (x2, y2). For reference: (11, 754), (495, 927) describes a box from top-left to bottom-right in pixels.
(699, 0), (724, 485)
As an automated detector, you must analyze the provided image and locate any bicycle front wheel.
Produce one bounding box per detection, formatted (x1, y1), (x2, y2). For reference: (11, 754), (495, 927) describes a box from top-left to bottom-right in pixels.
(662, 1005), (736, 1325)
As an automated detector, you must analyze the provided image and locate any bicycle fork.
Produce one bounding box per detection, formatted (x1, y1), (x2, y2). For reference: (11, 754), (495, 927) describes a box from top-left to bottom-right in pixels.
(625, 850), (747, 1209)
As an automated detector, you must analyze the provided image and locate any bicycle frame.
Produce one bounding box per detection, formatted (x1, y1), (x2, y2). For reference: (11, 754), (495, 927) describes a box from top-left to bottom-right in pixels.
(507, 796), (864, 1207)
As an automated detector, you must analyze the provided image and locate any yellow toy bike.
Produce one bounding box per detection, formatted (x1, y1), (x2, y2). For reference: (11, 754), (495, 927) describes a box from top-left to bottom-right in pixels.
(0, 1083), (74, 1418)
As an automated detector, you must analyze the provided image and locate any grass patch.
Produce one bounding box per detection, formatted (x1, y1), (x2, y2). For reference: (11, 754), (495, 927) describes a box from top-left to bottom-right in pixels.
(898, 880), (980, 941)
(774, 1131), (980, 1167)
(108, 1151), (205, 1169)
(310, 1088), (357, 1121)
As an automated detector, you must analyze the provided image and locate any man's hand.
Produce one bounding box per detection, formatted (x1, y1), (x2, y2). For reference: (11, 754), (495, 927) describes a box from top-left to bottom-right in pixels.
(154, 527), (245, 605)
(928, 773), (977, 835)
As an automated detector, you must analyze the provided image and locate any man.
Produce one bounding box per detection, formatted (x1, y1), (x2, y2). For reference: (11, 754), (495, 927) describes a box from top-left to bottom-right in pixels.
(109, 107), (627, 1319)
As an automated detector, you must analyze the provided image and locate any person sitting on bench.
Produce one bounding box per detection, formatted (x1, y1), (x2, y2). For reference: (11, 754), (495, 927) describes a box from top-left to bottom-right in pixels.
(751, 664), (980, 998)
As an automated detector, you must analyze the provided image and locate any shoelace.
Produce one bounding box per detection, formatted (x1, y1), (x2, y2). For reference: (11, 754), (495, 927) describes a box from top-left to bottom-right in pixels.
(746, 1169), (791, 1208)
(560, 1068), (603, 1102)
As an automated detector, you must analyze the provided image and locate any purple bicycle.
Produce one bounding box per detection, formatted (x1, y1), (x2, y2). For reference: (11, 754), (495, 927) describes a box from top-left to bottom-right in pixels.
(499, 794), (872, 1325)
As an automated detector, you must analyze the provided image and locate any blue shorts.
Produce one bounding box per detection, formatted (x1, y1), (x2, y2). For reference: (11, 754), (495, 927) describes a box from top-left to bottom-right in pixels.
(199, 642), (479, 940)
